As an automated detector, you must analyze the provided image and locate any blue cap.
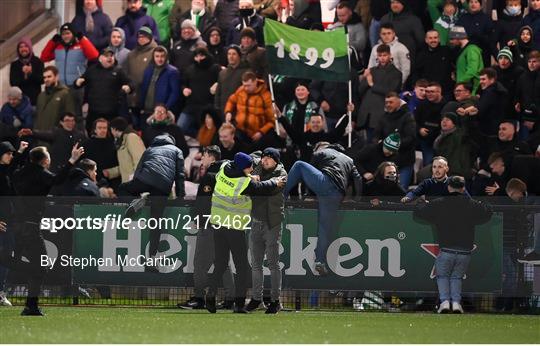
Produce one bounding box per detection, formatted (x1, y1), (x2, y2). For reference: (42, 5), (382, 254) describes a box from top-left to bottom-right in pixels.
(234, 152), (253, 170)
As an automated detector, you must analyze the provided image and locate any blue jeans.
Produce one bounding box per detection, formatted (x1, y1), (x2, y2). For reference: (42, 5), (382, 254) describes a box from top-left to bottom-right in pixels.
(399, 165), (414, 190)
(419, 139), (434, 166)
(435, 250), (471, 303)
(285, 161), (344, 263)
(177, 111), (199, 138)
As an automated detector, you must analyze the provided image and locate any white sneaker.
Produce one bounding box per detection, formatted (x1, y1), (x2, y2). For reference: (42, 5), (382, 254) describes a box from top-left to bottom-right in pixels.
(452, 301), (464, 314)
(437, 300), (451, 314)
(0, 291), (12, 306)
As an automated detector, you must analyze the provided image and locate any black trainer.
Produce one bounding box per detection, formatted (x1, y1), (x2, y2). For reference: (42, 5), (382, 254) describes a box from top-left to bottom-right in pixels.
(265, 300), (281, 314)
(206, 296), (216, 313)
(233, 298), (247, 313)
(216, 299), (234, 310)
(178, 297), (205, 309)
(21, 307), (44, 316)
(245, 299), (262, 312)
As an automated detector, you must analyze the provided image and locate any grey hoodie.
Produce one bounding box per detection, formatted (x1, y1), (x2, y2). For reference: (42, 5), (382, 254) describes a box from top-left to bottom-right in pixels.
(108, 27), (131, 68)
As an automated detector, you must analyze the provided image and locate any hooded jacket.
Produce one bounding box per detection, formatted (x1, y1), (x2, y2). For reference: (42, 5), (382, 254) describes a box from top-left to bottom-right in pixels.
(509, 26), (536, 70)
(115, 7), (160, 49)
(225, 79), (275, 137)
(40, 35), (99, 87)
(9, 38), (44, 105)
(368, 37), (411, 85)
(183, 52), (221, 110)
(522, 8), (540, 50)
(133, 134), (185, 197)
(0, 96), (34, 129)
(107, 27), (131, 67)
(494, 10), (525, 52)
(124, 39), (158, 107)
(71, 6), (113, 51)
(139, 60), (181, 111)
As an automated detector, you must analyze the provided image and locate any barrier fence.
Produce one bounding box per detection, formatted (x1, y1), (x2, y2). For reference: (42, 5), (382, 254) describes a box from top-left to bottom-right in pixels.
(4, 198), (540, 313)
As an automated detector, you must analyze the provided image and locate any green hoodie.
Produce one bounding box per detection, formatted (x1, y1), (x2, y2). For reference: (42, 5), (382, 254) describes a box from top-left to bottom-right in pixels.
(456, 42), (484, 95)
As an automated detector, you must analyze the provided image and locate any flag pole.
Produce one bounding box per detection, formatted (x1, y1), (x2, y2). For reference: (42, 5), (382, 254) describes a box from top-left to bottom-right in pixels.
(268, 73), (280, 136)
(346, 33), (352, 148)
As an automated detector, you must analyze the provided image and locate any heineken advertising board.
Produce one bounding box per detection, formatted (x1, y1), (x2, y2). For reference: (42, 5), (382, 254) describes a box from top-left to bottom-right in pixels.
(72, 205), (502, 292)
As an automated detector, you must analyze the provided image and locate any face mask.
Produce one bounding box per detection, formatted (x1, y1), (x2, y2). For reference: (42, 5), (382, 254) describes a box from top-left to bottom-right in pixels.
(505, 5), (521, 16)
(384, 172), (397, 182)
(240, 8), (254, 17)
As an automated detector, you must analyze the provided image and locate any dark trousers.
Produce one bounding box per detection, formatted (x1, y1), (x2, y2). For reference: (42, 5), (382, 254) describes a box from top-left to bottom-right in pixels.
(118, 179), (168, 257)
(208, 227), (250, 299)
(0, 222), (47, 307)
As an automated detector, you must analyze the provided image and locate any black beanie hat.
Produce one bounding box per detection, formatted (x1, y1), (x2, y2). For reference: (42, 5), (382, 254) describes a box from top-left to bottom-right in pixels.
(262, 147), (280, 164)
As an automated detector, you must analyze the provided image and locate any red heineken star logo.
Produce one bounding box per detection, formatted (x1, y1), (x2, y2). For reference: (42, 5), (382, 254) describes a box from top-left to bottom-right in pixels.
(421, 244), (477, 279)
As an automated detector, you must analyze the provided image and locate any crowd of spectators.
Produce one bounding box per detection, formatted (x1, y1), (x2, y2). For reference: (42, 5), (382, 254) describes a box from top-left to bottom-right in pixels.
(1, 0), (539, 203)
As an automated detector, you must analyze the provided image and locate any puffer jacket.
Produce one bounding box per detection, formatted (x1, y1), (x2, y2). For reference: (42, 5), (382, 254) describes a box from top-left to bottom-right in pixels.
(310, 146), (362, 197)
(224, 79), (275, 137)
(0, 95), (34, 129)
(40, 36), (99, 86)
(133, 134), (185, 197)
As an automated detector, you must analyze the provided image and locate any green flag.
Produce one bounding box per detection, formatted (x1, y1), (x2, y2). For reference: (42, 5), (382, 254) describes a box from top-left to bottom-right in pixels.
(263, 19), (350, 82)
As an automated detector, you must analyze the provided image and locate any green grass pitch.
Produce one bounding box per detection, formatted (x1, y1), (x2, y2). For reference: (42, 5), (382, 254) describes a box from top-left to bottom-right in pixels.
(1, 306), (539, 343)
